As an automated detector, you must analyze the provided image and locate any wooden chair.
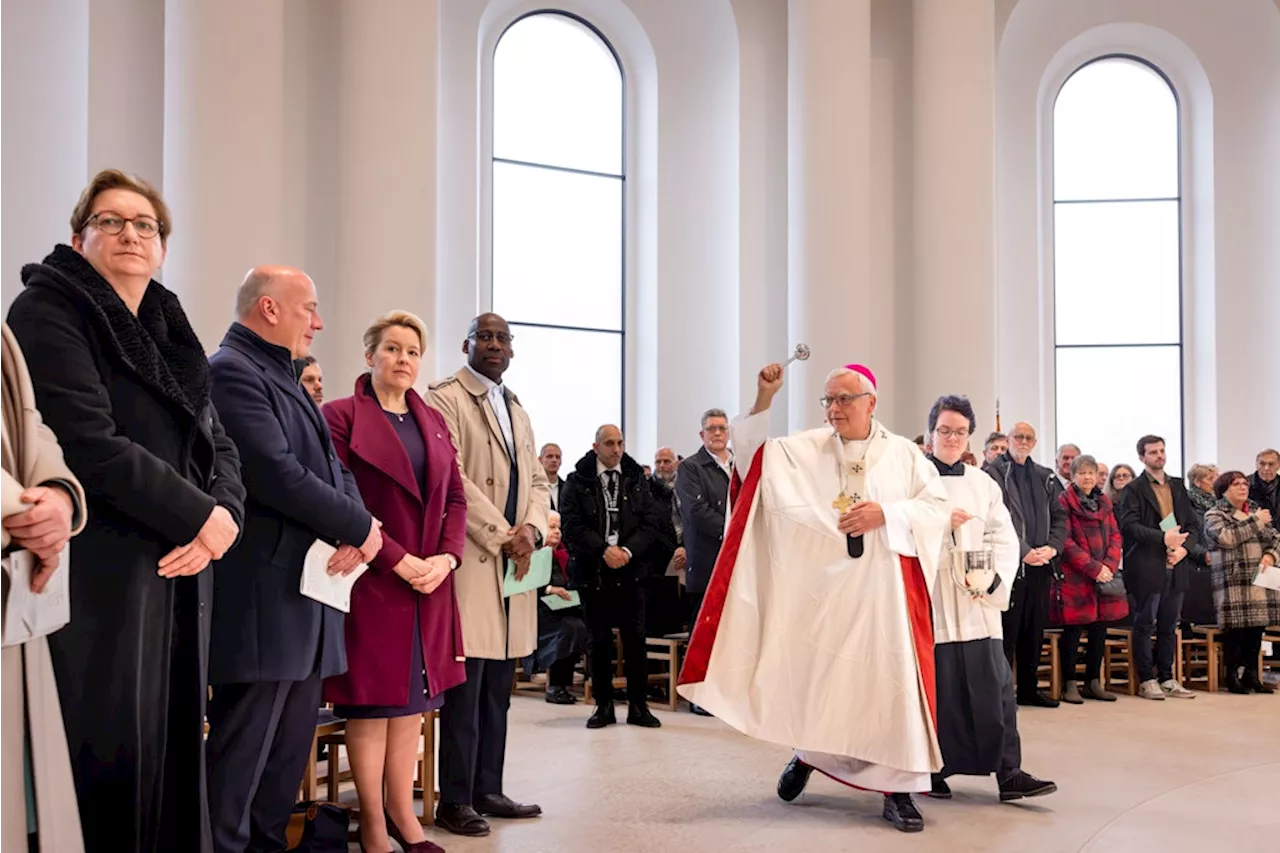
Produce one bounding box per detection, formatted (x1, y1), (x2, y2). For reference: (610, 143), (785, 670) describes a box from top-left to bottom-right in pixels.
(644, 635), (688, 711)
(309, 710), (440, 827)
(1036, 629), (1062, 700)
(1181, 626), (1219, 692)
(1103, 627), (1138, 695)
(300, 708), (346, 802)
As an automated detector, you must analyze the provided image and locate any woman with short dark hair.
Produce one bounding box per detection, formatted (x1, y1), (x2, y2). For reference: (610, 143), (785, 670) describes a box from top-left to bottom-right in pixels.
(6, 168), (246, 852)
(1203, 471), (1279, 694)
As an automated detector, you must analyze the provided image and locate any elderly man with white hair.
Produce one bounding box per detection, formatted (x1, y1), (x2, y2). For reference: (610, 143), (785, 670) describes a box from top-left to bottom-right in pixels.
(679, 361), (949, 833)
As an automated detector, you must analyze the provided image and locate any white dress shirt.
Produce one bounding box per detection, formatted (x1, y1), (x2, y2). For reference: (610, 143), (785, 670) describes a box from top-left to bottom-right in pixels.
(465, 363), (516, 458)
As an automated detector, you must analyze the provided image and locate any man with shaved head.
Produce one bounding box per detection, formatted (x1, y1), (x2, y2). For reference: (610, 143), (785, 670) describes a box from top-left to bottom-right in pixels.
(426, 311), (549, 835)
(207, 266), (381, 852)
(560, 424), (671, 729)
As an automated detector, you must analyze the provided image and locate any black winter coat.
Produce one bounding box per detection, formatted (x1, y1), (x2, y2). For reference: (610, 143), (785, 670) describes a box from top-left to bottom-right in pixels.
(1116, 471), (1207, 600)
(7, 245), (246, 853)
(559, 451), (672, 589)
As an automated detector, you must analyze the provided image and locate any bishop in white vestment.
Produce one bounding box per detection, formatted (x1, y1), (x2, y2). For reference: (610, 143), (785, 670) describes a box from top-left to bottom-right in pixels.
(922, 396), (1056, 803)
(678, 363), (949, 833)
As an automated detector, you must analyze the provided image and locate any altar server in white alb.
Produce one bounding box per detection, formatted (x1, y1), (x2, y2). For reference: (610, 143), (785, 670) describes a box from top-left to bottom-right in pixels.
(921, 395), (1057, 803)
(679, 362), (949, 833)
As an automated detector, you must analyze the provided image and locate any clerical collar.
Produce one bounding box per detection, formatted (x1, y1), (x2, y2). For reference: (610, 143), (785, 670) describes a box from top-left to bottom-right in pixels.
(927, 455), (967, 477)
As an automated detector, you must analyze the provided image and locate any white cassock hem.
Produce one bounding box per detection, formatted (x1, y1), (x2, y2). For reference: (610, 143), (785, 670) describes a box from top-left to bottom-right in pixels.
(796, 750), (931, 794)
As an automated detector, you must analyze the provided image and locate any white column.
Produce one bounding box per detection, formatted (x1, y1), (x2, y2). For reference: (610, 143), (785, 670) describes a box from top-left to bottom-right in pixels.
(332, 0), (440, 393)
(88, 0), (165, 181)
(1, 0), (89, 313)
(162, 0), (289, 350)
(912, 0), (997, 439)
(787, 0), (874, 431)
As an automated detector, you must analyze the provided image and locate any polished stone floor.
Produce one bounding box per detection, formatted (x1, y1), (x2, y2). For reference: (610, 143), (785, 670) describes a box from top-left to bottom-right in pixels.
(350, 689), (1280, 852)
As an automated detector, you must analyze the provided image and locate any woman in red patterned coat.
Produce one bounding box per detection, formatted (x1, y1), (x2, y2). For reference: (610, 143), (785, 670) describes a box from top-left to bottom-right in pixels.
(1055, 454), (1128, 704)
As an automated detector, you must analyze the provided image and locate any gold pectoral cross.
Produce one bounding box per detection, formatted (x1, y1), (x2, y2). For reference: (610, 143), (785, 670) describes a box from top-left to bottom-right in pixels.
(833, 492), (855, 514)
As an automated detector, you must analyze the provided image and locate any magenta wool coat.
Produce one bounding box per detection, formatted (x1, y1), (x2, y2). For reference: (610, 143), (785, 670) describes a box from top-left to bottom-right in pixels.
(321, 375), (467, 706)
(1054, 485), (1129, 626)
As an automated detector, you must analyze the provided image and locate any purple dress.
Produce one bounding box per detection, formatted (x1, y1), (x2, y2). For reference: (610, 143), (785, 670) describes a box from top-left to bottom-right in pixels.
(334, 405), (445, 719)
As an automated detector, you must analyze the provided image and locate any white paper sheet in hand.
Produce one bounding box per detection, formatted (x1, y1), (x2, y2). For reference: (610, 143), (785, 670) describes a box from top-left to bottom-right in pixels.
(2, 548), (71, 648)
(1253, 564), (1280, 592)
(300, 540), (368, 613)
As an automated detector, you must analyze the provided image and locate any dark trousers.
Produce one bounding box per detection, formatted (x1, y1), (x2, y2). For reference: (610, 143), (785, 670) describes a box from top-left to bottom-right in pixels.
(582, 582), (647, 704)
(206, 675), (323, 853)
(548, 656), (577, 688)
(439, 657), (516, 806)
(1131, 575), (1185, 683)
(687, 589), (705, 633)
(1002, 565), (1050, 698)
(1223, 626), (1265, 680)
(1061, 622), (1107, 682)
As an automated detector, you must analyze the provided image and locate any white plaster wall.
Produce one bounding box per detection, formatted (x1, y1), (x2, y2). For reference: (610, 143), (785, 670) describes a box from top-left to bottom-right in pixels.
(997, 0), (1280, 470)
(1, 0), (90, 309)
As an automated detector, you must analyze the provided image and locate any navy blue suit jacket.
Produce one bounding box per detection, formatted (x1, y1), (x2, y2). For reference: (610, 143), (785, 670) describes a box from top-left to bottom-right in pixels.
(207, 323), (372, 683)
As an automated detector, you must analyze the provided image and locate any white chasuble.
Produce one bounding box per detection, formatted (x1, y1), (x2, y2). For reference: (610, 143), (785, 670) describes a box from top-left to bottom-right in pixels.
(679, 412), (949, 792)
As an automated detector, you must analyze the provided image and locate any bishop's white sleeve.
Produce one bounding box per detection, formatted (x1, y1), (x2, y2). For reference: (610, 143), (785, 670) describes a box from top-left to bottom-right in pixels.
(881, 447), (950, 591)
(729, 409), (772, 479)
(981, 478), (1021, 612)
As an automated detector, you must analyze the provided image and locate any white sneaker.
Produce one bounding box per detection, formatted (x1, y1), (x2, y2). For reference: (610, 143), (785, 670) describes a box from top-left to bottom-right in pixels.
(1138, 679), (1166, 700)
(1160, 679), (1196, 699)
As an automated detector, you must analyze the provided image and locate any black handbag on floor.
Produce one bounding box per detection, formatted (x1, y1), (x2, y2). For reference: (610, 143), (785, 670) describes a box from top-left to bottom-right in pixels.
(285, 801), (350, 852)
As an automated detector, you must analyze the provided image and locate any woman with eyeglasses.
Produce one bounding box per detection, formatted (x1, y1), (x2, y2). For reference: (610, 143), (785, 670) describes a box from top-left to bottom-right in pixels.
(1203, 471), (1279, 694)
(6, 169), (246, 853)
(1104, 464), (1135, 505)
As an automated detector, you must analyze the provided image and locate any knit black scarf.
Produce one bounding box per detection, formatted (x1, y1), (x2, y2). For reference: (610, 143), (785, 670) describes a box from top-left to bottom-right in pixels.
(22, 244), (209, 418)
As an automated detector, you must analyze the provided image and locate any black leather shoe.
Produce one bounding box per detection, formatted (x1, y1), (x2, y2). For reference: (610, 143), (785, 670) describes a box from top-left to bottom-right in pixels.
(545, 686), (577, 704)
(586, 702), (617, 729)
(1017, 691), (1060, 708)
(882, 793), (924, 832)
(434, 803), (490, 837)
(776, 756), (813, 802)
(1225, 674), (1250, 694)
(928, 775), (952, 799)
(1243, 673), (1275, 694)
(690, 703), (713, 717)
(627, 704), (662, 728)
(474, 793), (542, 819)
(998, 770), (1058, 802)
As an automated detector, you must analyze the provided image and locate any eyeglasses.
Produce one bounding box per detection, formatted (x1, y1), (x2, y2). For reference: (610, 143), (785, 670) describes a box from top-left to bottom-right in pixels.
(934, 427), (970, 440)
(702, 425), (728, 433)
(88, 211), (162, 239)
(469, 330), (514, 345)
(1011, 433), (1036, 442)
(820, 392), (872, 409)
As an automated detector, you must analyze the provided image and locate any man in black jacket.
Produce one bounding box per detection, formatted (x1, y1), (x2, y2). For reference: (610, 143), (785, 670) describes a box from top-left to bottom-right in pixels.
(1116, 434), (1206, 700)
(206, 267), (382, 853)
(1249, 449), (1279, 529)
(560, 424), (671, 729)
(676, 408), (733, 627)
(983, 421), (1066, 708)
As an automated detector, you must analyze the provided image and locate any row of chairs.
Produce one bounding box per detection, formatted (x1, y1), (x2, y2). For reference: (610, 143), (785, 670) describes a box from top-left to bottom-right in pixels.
(1033, 625), (1279, 700)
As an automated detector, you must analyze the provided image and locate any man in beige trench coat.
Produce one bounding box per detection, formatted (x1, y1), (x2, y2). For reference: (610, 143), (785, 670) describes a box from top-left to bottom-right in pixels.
(426, 312), (550, 837)
(2, 322), (88, 853)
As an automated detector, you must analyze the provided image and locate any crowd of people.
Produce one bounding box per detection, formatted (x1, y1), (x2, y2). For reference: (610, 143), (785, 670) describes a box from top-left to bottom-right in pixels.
(2, 168), (1277, 851)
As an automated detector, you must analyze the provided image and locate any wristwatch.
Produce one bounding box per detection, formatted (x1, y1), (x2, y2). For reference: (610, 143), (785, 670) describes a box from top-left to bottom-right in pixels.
(446, 554), (459, 571)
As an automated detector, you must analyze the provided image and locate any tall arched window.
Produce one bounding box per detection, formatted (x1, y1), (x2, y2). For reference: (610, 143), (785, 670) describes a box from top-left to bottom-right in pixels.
(491, 12), (624, 463)
(1053, 56), (1183, 474)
